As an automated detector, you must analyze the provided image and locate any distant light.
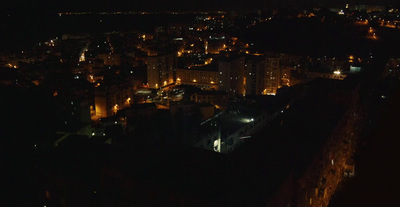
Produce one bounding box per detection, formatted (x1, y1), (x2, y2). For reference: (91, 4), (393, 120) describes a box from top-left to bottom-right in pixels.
(334, 70), (341, 75)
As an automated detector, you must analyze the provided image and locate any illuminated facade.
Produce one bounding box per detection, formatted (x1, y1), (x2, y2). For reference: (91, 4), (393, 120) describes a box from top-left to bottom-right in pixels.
(281, 66), (291, 87)
(246, 55), (294, 95)
(263, 57), (281, 95)
(147, 53), (176, 89)
(176, 66), (219, 90)
(94, 82), (134, 118)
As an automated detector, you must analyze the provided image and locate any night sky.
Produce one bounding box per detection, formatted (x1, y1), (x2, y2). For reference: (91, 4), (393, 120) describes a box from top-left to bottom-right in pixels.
(2, 0), (398, 13)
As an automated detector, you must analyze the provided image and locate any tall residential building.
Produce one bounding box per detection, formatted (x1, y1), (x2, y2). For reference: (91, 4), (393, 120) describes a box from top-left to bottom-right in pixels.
(245, 56), (265, 95)
(147, 53), (176, 89)
(281, 66), (291, 87)
(245, 54), (296, 95)
(219, 56), (245, 95)
(264, 57), (281, 95)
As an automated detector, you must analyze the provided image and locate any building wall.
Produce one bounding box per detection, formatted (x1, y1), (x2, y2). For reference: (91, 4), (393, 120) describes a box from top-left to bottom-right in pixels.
(176, 68), (219, 89)
(147, 53), (176, 89)
(191, 92), (228, 110)
(97, 54), (122, 66)
(94, 82), (135, 118)
(281, 66), (292, 87)
(245, 59), (265, 95)
(219, 57), (245, 95)
(199, 105), (215, 121)
(264, 57), (281, 95)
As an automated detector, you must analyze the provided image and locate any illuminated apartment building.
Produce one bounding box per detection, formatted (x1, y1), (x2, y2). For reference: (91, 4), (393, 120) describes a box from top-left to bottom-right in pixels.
(263, 57), (281, 95)
(176, 65), (219, 90)
(147, 53), (176, 89)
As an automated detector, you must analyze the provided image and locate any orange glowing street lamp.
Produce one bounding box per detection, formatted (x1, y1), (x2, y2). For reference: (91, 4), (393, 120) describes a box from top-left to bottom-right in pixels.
(112, 104), (119, 114)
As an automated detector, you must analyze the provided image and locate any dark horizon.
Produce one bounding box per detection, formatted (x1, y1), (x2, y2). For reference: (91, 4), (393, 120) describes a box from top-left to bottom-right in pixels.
(2, 0), (399, 13)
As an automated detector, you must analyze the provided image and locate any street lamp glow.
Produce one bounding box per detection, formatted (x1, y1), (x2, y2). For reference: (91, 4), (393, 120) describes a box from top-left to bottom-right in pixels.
(334, 70), (341, 75)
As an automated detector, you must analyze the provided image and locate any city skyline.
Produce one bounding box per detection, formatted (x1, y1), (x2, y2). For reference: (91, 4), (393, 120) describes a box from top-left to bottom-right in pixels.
(2, 2), (400, 206)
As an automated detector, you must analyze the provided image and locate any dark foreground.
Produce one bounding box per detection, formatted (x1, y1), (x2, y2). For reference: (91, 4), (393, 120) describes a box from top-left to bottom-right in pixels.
(329, 80), (400, 206)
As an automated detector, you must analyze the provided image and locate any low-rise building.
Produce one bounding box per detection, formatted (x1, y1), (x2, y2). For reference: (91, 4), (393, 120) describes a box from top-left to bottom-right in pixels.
(176, 65), (219, 90)
(191, 90), (228, 110)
